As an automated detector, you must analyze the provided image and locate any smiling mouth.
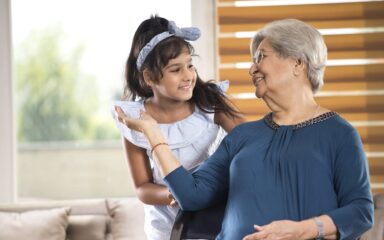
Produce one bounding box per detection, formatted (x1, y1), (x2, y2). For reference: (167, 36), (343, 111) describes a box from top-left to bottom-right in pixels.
(253, 77), (264, 86)
(179, 85), (192, 90)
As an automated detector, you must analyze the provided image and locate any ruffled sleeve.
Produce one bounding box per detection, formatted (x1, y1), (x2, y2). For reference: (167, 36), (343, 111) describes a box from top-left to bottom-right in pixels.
(217, 80), (229, 92)
(112, 100), (151, 149)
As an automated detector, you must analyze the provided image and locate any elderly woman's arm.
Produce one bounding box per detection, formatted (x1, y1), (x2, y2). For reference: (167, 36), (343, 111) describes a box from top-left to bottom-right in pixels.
(115, 107), (231, 210)
(243, 215), (337, 240)
(115, 107), (180, 175)
(163, 133), (234, 210)
(325, 128), (374, 238)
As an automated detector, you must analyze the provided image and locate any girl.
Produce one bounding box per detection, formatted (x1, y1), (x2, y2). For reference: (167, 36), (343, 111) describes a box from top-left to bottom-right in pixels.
(113, 15), (245, 240)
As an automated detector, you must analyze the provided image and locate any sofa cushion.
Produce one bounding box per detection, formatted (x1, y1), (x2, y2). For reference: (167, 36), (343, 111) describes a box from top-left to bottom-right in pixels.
(0, 207), (70, 240)
(0, 198), (147, 240)
(67, 214), (109, 240)
(108, 198), (145, 240)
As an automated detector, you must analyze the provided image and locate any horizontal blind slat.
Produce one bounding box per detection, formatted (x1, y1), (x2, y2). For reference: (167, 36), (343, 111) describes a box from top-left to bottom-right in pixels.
(220, 19), (384, 32)
(227, 82), (384, 94)
(219, 64), (384, 83)
(232, 95), (384, 114)
(220, 50), (384, 63)
(218, 2), (384, 23)
(218, 33), (384, 54)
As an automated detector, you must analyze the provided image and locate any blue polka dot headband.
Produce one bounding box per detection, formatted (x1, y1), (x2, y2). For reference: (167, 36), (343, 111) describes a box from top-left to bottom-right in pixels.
(136, 21), (201, 70)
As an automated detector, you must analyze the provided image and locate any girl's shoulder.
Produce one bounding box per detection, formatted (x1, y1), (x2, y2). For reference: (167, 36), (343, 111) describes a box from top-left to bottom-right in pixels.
(216, 80), (229, 92)
(156, 106), (219, 149)
(112, 100), (148, 148)
(112, 99), (220, 150)
(113, 99), (144, 119)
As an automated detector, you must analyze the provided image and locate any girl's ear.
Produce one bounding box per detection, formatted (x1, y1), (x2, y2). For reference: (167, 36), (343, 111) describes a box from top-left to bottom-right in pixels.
(143, 69), (154, 88)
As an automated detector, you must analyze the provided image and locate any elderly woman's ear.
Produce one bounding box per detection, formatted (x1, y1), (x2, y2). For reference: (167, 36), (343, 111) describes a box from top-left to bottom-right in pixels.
(293, 58), (305, 76)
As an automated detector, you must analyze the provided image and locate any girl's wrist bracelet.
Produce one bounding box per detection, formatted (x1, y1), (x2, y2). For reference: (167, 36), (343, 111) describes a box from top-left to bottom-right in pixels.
(151, 142), (168, 155)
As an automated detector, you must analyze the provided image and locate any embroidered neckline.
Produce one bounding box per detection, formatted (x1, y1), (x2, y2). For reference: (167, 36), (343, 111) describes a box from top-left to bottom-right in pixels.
(264, 111), (337, 130)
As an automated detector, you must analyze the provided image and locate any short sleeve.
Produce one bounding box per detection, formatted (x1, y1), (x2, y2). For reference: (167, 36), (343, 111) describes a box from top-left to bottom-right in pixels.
(217, 80), (229, 92)
(111, 100), (150, 149)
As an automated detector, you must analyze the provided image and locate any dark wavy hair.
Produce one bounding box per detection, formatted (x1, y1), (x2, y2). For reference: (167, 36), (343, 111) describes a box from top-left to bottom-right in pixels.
(123, 15), (241, 118)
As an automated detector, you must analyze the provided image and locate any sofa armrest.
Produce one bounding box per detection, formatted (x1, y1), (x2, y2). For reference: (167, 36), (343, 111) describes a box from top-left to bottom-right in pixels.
(360, 193), (384, 240)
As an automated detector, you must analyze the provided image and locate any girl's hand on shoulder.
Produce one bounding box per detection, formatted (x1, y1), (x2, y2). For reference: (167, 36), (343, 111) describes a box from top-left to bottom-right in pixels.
(115, 106), (158, 133)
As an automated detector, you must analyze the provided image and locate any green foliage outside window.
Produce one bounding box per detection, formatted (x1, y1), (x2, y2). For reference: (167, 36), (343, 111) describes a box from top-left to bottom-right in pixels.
(15, 26), (119, 142)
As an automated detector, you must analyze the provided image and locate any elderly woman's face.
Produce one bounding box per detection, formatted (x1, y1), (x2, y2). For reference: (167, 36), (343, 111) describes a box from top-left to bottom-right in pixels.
(249, 39), (296, 99)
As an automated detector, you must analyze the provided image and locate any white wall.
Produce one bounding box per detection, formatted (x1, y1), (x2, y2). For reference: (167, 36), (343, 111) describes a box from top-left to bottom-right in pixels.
(18, 145), (133, 199)
(0, 0), (16, 203)
(191, 0), (216, 81)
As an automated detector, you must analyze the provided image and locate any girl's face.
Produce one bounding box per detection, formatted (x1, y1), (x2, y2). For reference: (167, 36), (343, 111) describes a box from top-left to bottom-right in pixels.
(149, 50), (197, 102)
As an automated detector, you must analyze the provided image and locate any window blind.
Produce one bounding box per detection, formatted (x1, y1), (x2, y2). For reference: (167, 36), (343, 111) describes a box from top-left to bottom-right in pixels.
(216, 0), (384, 193)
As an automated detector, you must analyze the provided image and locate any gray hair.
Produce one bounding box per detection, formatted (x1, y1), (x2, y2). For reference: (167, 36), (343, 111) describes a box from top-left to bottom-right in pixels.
(251, 19), (327, 93)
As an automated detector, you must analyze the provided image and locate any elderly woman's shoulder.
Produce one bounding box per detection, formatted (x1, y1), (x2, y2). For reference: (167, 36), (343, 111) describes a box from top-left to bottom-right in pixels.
(229, 118), (268, 136)
(222, 119), (268, 148)
(322, 112), (360, 138)
(326, 112), (354, 129)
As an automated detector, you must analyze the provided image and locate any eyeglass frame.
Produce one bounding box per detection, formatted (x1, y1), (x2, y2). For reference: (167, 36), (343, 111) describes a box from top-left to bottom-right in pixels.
(252, 50), (275, 65)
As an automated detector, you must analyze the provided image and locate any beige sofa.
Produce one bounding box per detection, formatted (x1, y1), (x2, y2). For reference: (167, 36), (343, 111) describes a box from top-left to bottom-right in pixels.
(0, 194), (382, 240)
(361, 193), (384, 240)
(0, 198), (146, 240)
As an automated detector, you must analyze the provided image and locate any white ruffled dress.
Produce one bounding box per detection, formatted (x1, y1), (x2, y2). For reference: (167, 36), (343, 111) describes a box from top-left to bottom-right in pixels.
(112, 81), (228, 240)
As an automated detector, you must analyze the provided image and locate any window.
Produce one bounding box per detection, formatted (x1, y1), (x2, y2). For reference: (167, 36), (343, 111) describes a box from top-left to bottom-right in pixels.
(11, 0), (193, 200)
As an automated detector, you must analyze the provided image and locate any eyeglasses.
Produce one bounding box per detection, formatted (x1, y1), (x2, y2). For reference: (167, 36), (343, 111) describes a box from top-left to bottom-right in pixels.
(253, 50), (274, 65)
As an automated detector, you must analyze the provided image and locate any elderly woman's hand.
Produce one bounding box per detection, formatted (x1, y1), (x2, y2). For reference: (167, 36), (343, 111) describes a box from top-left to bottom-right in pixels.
(242, 220), (304, 240)
(115, 106), (158, 133)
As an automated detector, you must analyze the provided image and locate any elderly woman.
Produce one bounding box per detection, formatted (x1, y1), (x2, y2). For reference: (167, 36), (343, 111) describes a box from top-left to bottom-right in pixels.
(115, 19), (373, 240)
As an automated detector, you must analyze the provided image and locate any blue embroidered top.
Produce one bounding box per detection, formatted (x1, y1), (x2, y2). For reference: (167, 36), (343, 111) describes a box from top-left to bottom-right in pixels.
(164, 112), (374, 240)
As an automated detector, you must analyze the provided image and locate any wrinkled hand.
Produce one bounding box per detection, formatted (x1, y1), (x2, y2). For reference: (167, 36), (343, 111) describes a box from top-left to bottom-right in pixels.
(115, 106), (158, 133)
(243, 220), (303, 240)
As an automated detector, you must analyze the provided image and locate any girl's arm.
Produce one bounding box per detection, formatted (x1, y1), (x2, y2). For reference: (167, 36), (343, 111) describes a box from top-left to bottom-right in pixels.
(123, 138), (174, 205)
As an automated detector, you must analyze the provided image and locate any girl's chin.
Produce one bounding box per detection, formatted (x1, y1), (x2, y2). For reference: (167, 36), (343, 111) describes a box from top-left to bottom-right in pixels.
(177, 93), (193, 101)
